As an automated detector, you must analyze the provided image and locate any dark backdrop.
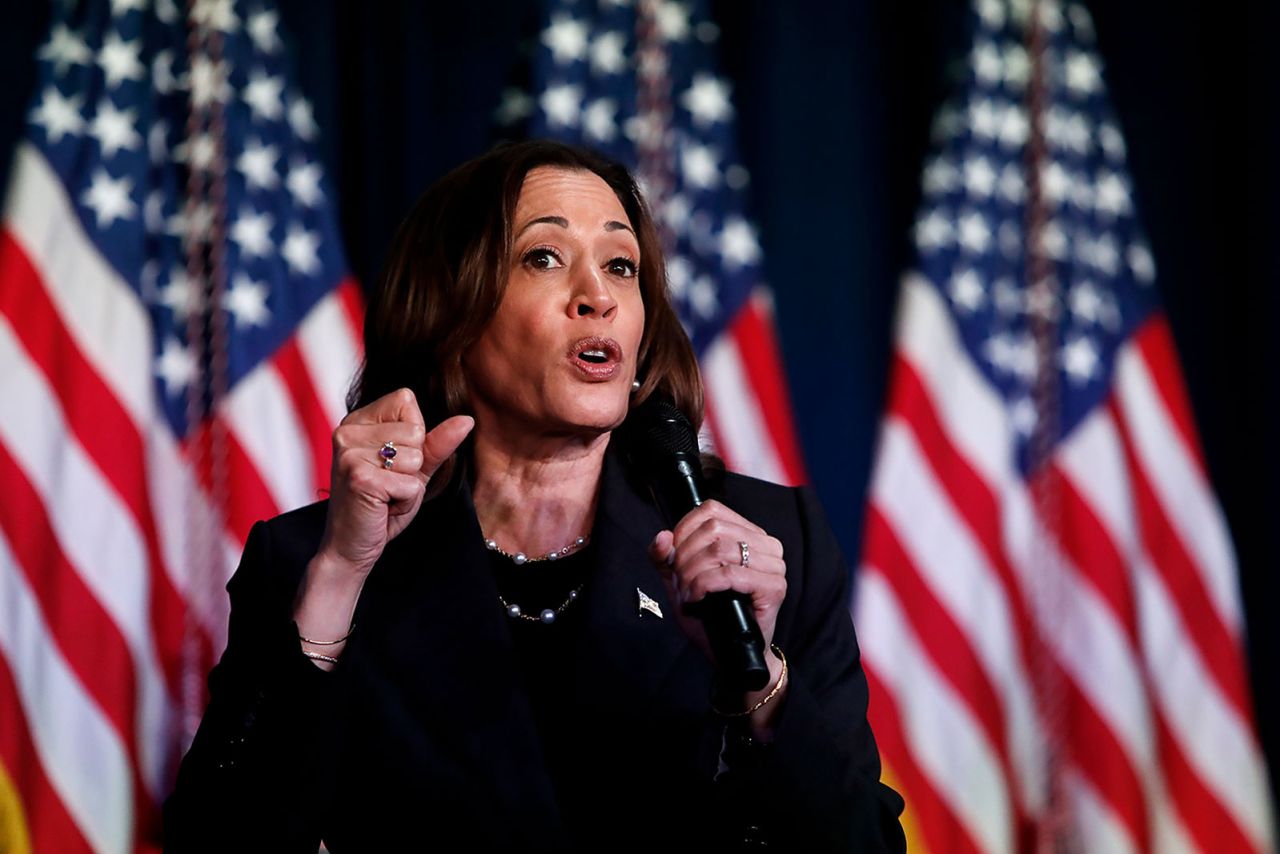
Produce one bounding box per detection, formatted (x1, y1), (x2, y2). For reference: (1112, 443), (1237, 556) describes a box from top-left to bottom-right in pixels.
(2, 0), (1272, 807)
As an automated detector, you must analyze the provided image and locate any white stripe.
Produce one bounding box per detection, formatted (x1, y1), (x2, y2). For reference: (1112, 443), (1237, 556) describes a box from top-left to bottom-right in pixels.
(855, 570), (1012, 854)
(4, 143), (153, 427)
(1114, 343), (1242, 634)
(296, 290), (361, 429)
(0, 316), (175, 797)
(0, 532), (133, 854)
(701, 334), (787, 484)
(1063, 768), (1140, 854)
(870, 417), (1046, 813)
(1060, 410), (1275, 849)
(222, 363), (314, 513)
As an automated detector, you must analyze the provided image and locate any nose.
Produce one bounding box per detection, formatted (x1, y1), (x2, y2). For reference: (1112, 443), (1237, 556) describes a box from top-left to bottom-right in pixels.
(568, 262), (617, 319)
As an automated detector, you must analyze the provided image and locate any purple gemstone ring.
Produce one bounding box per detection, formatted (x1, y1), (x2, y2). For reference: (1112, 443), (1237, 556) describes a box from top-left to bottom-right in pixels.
(379, 441), (397, 470)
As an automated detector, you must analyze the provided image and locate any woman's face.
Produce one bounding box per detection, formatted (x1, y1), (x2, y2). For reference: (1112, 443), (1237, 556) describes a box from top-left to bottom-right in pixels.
(464, 166), (645, 439)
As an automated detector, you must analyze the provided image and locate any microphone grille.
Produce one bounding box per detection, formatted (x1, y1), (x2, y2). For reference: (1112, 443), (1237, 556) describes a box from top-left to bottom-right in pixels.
(630, 396), (700, 457)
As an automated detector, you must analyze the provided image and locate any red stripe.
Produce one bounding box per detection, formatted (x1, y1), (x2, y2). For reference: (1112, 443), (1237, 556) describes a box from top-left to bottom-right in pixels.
(1152, 705), (1260, 854)
(1130, 315), (1207, 477)
(184, 417), (281, 546)
(0, 653), (93, 854)
(271, 339), (333, 498)
(727, 295), (807, 485)
(1108, 397), (1253, 720)
(335, 277), (365, 344)
(863, 507), (1025, 827)
(0, 231), (207, 707)
(0, 443), (159, 848)
(864, 664), (984, 854)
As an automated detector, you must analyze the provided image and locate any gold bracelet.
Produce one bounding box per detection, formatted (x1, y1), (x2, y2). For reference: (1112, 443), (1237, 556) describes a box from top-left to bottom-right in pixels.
(712, 644), (788, 717)
(299, 623), (355, 646)
(302, 650), (339, 665)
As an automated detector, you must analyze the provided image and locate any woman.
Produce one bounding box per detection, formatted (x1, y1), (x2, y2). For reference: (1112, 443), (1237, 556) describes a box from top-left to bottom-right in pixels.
(164, 141), (906, 853)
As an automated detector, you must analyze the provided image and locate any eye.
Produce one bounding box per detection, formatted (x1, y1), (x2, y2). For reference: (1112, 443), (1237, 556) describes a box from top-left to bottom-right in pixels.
(523, 246), (563, 270)
(606, 256), (639, 278)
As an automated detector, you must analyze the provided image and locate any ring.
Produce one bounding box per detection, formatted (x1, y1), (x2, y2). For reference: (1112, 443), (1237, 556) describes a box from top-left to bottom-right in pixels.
(378, 441), (397, 470)
(738, 541), (749, 568)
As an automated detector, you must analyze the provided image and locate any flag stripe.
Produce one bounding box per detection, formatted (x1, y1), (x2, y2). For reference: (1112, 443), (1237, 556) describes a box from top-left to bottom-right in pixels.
(0, 529), (133, 854)
(184, 417), (283, 547)
(296, 283), (361, 429)
(0, 655), (92, 854)
(273, 337), (336, 496)
(701, 334), (788, 484)
(223, 363), (317, 513)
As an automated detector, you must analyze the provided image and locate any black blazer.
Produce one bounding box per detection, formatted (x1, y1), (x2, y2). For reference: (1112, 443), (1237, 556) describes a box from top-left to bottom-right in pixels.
(164, 449), (906, 853)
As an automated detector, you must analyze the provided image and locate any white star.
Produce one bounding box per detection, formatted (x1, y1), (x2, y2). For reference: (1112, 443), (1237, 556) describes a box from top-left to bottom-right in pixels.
(914, 209), (953, 251)
(654, 1), (691, 41)
(287, 97), (319, 140)
(1009, 396), (1038, 437)
(975, 0), (1005, 28)
(88, 100), (141, 158)
(110, 0), (147, 16)
(1003, 44), (1030, 89)
(153, 49), (177, 94)
(663, 194), (691, 233)
(287, 161), (324, 207)
(948, 268), (985, 312)
(725, 164), (750, 191)
(1068, 280), (1103, 323)
(494, 88), (534, 126)
(1061, 336), (1098, 383)
(155, 0), (180, 24)
(1127, 242), (1156, 284)
(718, 217), (761, 269)
(992, 277), (1022, 316)
(1047, 108), (1091, 155)
(29, 88), (84, 143)
(37, 25), (91, 75)
(541, 14), (589, 64)
(1036, 0), (1064, 33)
(1005, 335), (1038, 381)
(680, 73), (733, 126)
(223, 275), (272, 327)
(998, 220), (1022, 258)
(590, 30), (627, 74)
(191, 0), (239, 33)
(963, 156), (996, 198)
(1024, 278), (1059, 321)
(155, 336), (196, 395)
(969, 98), (1000, 140)
(144, 189), (167, 233)
(1069, 177), (1094, 211)
(243, 71), (284, 122)
(997, 165), (1025, 204)
(231, 209), (274, 258)
(97, 32), (145, 89)
(1039, 219), (1069, 259)
(984, 332), (1019, 374)
(247, 9), (281, 53)
(81, 169), (136, 228)
(972, 41), (1002, 86)
(168, 201), (215, 246)
(237, 140), (279, 191)
(582, 98), (618, 142)
(998, 106), (1029, 148)
(1093, 170), (1131, 217)
(623, 113), (657, 147)
(930, 105), (964, 142)
(681, 144), (719, 190)
(540, 83), (583, 127)
(157, 269), (203, 320)
(282, 225), (320, 275)
(957, 211), (991, 254)
(1067, 3), (1096, 42)
(922, 157), (959, 195)
(1063, 50), (1102, 97)
(689, 275), (717, 319)
(666, 256), (692, 298)
(186, 56), (231, 107)
(1098, 123), (1126, 161)
(1040, 162), (1071, 206)
(1088, 233), (1120, 275)
(175, 132), (218, 170)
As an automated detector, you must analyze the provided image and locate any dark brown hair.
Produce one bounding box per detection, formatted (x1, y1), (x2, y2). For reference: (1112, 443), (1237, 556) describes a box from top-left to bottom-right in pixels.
(348, 140), (703, 486)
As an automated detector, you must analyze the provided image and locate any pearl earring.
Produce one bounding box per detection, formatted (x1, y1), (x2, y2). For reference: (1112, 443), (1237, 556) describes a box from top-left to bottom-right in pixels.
(631, 380), (641, 391)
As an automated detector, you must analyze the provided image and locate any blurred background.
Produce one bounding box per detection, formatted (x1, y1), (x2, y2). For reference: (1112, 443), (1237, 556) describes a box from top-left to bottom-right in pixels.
(0, 0), (1272, 851)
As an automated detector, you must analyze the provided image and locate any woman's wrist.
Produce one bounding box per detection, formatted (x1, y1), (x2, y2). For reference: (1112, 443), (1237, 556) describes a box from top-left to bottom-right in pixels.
(293, 552), (367, 671)
(712, 645), (789, 741)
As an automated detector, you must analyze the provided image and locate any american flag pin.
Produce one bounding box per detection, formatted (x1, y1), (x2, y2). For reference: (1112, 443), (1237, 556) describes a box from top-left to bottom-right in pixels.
(637, 588), (663, 619)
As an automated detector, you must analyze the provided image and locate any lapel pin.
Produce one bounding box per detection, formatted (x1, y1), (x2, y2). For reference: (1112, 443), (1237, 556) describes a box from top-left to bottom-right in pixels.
(637, 587), (664, 619)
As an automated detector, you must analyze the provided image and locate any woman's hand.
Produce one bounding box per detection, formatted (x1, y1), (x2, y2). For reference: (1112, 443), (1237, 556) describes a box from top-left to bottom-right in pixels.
(648, 500), (789, 732)
(294, 389), (473, 668)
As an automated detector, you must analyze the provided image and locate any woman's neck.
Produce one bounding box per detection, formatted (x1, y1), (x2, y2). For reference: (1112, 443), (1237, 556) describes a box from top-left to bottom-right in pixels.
(470, 425), (611, 560)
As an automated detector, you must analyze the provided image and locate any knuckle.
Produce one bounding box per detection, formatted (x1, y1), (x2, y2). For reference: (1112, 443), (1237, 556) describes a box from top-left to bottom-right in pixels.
(393, 387), (417, 408)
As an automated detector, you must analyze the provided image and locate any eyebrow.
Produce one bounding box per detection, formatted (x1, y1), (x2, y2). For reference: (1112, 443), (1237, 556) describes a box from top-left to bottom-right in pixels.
(516, 215), (635, 237)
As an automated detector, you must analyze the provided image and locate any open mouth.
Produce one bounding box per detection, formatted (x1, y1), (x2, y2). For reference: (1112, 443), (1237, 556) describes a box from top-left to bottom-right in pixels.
(569, 336), (622, 365)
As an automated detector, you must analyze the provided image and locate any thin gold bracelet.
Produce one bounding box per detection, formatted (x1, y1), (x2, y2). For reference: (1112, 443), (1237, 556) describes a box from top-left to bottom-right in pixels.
(299, 623), (355, 646)
(302, 650), (339, 665)
(712, 644), (788, 717)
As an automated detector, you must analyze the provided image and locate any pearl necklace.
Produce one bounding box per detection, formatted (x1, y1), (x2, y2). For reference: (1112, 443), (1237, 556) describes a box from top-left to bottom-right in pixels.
(485, 532), (590, 625)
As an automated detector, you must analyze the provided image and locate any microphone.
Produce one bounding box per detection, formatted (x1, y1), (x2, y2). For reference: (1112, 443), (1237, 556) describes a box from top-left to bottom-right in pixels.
(627, 395), (770, 693)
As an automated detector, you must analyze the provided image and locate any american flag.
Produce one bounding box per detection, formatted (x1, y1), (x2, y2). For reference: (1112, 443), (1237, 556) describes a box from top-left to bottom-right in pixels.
(497, 0), (807, 485)
(854, 1), (1274, 852)
(0, 1), (362, 851)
